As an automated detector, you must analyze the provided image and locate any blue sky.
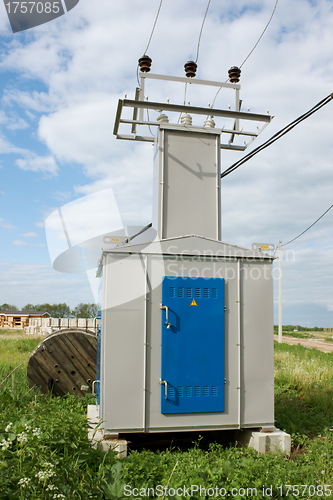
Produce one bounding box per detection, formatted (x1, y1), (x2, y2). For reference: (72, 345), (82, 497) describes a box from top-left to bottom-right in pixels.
(1, 0), (333, 326)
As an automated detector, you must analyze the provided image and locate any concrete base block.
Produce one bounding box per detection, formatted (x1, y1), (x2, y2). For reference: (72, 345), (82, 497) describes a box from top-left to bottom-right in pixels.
(87, 405), (127, 458)
(237, 427), (291, 454)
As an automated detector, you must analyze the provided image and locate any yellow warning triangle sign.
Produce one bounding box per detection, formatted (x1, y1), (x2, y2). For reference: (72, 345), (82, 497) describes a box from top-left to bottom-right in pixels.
(190, 299), (198, 306)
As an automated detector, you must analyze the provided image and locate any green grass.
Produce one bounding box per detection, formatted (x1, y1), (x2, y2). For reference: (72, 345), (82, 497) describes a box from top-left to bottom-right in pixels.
(0, 334), (332, 499)
(274, 327), (333, 342)
(274, 342), (333, 438)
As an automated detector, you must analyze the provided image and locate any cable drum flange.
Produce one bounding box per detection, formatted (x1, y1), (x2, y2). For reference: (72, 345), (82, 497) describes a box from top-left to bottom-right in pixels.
(27, 329), (97, 397)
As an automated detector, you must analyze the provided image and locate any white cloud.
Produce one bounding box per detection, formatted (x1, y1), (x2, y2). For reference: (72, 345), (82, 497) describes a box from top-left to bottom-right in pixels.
(0, 134), (27, 155)
(53, 191), (72, 202)
(21, 232), (38, 238)
(0, 261), (95, 308)
(3, 89), (58, 113)
(12, 239), (29, 246)
(12, 239), (45, 247)
(45, 188), (123, 271)
(0, 108), (29, 130)
(6, 116), (29, 130)
(0, 110), (7, 124)
(0, 218), (17, 229)
(38, 95), (122, 164)
(16, 155), (58, 175)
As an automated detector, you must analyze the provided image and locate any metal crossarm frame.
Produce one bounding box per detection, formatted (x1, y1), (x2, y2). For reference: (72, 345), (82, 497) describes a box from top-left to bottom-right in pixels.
(113, 73), (273, 150)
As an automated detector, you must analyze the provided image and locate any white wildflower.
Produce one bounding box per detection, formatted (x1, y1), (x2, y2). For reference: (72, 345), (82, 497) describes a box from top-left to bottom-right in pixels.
(32, 427), (42, 438)
(18, 477), (31, 488)
(43, 461), (54, 469)
(24, 424), (32, 432)
(322, 470), (325, 474)
(46, 484), (57, 491)
(5, 423), (13, 433)
(35, 463), (56, 481)
(1, 438), (11, 451)
(35, 469), (56, 481)
(53, 494), (66, 499)
(17, 432), (28, 445)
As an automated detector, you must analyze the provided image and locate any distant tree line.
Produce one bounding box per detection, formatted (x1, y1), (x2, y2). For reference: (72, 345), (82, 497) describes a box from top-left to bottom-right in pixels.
(0, 303), (98, 318)
(274, 324), (325, 332)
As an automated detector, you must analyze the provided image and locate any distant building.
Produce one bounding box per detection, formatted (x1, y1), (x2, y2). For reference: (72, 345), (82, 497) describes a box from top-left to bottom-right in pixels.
(0, 311), (50, 328)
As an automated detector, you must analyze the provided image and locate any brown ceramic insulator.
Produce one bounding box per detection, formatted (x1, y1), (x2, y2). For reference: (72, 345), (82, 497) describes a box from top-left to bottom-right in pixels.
(184, 61), (197, 78)
(228, 66), (241, 83)
(138, 55), (152, 73)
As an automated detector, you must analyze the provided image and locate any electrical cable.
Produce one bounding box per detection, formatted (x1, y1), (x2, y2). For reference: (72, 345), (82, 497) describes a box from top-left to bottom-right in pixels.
(195, 0), (211, 64)
(282, 203), (333, 247)
(137, 0), (163, 90)
(146, 109), (155, 137)
(136, 1), (164, 136)
(144, 0), (163, 56)
(239, 0), (279, 69)
(210, 0), (279, 109)
(221, 93), (333, 179)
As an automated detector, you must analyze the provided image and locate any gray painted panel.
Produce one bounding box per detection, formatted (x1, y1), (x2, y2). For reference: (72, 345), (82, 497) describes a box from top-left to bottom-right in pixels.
(155, 130), (220, 240)
(101, 254), (146, 431)
(241, 262), (275, 425)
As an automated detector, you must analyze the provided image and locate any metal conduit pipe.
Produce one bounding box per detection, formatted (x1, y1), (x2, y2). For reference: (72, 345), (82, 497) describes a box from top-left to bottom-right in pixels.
(237, 259), (242, 429)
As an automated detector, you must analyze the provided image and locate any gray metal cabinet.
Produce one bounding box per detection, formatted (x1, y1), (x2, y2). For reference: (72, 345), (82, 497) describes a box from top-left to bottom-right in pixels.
(99, 237), (274, 434)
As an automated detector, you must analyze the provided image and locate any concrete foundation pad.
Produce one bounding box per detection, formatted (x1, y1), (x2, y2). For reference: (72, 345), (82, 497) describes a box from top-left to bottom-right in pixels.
(87, 405), (127, 458)
(237, 427), (291, 454)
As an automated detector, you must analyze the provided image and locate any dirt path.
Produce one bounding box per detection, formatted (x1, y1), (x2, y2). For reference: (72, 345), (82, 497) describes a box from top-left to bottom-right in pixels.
(274, 335), (333, 353)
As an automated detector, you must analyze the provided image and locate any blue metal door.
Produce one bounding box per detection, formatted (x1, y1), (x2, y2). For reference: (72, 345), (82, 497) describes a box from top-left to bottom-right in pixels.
(161, 276), (225, 414)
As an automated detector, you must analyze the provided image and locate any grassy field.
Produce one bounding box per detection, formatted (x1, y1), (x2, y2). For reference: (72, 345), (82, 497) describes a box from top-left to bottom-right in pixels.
(275, 329), (333, 342)
(0, 331), (332, 499)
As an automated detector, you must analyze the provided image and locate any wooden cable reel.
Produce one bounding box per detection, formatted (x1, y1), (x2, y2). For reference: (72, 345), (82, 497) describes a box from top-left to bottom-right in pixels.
(27, 329), (97, 397)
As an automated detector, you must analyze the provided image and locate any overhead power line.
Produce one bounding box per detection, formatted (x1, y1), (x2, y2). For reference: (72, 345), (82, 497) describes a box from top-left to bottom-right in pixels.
(195, 0), (212, 64)
(137, 1), (163, 88)
(211, 0), (279, 109)
(144, 0), (163, 55)
(221, 93), (333, 179)
(239, 0), (279, 69)
(282, 203), (333, 247)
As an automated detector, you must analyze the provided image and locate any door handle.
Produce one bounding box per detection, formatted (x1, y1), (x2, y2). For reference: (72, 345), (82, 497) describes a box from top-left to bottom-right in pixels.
(160, 303), (171, 329)
(159, 378), (168, 399)
(92, 380), (100, 396)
